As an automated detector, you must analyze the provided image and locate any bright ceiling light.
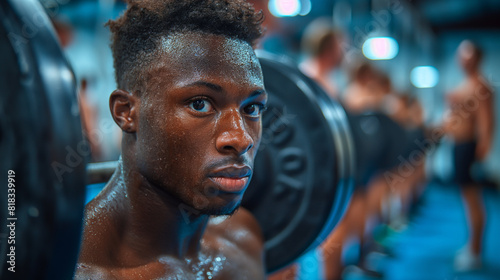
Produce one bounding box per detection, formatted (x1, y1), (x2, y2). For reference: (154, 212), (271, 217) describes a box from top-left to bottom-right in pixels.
(269, 0), (301, 17)
(362, 37), (399, 60)
(411, 66), (439, 88)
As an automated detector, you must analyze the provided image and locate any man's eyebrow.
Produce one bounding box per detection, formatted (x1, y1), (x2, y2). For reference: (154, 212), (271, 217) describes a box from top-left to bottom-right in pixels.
(184, 81), (223, 91)
(249, 89), (266, 98)
(184, 81), (266, 97)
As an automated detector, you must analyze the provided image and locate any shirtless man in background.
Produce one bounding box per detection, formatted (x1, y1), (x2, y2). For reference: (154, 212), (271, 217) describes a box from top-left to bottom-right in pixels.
(299, 18), (344, 100)
(443, 40), (495, 270)
(75, 1), (268, 279)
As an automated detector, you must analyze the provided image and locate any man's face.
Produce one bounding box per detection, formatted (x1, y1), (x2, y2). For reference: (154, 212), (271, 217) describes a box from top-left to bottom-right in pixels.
(325, 36), (343, 69)
(135, 32), (266, 215)
(457, 41), (478, 73)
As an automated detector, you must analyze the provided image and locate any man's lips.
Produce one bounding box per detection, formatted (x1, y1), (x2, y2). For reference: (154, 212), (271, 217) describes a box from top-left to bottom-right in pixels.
(209, 177), (249, 193)
(208, 166), (252, 193)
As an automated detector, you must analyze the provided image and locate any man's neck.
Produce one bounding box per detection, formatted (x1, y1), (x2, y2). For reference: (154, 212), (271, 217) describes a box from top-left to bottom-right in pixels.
(103, 160), (210, 265)
(465, 68), (480, 79)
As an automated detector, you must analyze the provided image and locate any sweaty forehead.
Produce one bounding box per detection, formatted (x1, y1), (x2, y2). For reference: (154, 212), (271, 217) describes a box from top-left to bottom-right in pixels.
(161, 32), (256, 64)
(145, 32), (262, 86)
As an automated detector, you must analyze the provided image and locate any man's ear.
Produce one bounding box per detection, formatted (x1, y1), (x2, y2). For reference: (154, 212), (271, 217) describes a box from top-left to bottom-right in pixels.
(109, 89), (139, 133)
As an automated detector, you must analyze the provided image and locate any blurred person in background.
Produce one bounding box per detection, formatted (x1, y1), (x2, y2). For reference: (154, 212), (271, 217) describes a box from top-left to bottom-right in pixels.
(299, 17), (344, 100)
(269, 19), (347, 280)
(342, 61), (391, 113)
(343, 63), (394, 266)
(383, 93), (424, 129)
(382, 93), (426, 216)
(442, 40), (495, 270)
(322, 62), (389, 278)
(321, 62), (428, 279)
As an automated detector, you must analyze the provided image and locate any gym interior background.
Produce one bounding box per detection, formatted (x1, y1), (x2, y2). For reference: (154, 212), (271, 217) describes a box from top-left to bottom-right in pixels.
(51, 0), (500, 179)
(3, 0), (500, 279)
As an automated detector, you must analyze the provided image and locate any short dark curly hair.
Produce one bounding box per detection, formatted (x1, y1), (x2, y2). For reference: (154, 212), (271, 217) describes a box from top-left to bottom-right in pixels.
(107, 0), (264, 92)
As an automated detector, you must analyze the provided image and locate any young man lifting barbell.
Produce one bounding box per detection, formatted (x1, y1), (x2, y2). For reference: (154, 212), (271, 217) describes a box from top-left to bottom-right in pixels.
(76, 1), (268, 278)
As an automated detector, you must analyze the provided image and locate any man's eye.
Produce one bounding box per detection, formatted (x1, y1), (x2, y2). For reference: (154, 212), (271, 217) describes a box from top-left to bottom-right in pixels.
(189, 99), (212, 113)
(243, 103), (266, 117)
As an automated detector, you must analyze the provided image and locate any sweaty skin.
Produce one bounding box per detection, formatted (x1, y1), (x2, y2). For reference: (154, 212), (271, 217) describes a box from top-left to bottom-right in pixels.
(76, 32), (267, 280)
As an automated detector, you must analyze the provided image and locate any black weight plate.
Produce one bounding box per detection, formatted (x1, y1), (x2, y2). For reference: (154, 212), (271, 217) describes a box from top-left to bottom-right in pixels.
(242, 51), (355, 272)
(0, 0), (86, 279)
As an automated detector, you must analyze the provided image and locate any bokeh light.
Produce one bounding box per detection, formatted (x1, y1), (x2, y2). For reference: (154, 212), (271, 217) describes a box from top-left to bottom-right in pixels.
(362, 37), (399, 60)
(269, 0), (301, 17)
(410, 66), (440, 88)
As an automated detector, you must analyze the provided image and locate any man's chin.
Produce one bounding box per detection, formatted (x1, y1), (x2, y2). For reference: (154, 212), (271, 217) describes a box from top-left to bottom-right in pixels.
(198, 201), (241, 216)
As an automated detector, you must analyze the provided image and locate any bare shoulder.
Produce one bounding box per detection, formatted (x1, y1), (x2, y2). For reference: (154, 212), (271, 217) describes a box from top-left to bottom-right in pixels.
(74, 261), (191, 280)
(205, 208), (265, 279)
(477, 79), (494, 102)
(77, 187), (128, 269)
(207, 208), (263, 256)
(74, 263), (112, 280)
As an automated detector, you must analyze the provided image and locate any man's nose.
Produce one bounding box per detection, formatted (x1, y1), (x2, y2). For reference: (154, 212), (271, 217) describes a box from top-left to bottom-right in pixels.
(216, 109), (254, 156)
